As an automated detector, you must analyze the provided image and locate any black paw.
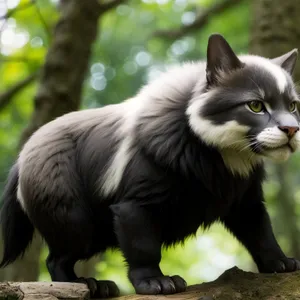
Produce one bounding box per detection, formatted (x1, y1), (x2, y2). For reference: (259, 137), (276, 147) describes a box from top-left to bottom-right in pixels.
(259, 257), (300, 273)
(133, 275), (187, 295)
(75, 277), (120, 298)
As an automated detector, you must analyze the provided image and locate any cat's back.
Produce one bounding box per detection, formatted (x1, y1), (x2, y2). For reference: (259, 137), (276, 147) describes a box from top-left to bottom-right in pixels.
(16, 102), (131, 206)
(18, 101), (130, 166)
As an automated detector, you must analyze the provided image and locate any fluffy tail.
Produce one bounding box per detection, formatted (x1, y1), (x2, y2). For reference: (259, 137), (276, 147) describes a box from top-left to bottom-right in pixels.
(0, 163), (34, 267)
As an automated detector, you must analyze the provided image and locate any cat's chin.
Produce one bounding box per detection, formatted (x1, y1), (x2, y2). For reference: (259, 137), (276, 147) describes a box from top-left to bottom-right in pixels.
(261, 146), (292, 162)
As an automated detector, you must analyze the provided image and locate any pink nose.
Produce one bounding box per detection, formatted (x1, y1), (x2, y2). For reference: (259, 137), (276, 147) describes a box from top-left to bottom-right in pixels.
(278, 126), (299, 138)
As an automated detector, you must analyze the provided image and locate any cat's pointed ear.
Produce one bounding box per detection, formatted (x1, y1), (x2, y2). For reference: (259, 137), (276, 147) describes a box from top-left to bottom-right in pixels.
(271, 49), (298, 75)
(206, 33), (243, 86)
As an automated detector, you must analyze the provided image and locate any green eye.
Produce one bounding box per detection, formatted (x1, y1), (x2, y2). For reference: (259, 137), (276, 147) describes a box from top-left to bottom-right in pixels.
(289, 101), (297, 112)
(247, 101), (264, 113)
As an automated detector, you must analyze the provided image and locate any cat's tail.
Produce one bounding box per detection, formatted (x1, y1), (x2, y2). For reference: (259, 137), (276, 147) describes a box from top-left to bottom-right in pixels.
(0, 163), (34, 267)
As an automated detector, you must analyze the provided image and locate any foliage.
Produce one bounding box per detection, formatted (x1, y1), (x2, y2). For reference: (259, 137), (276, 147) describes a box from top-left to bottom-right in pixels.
(1, 0), (299, 295)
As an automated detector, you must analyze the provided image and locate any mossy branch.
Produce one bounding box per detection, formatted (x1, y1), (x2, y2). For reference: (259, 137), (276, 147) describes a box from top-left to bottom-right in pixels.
(152, 0), (245, 40)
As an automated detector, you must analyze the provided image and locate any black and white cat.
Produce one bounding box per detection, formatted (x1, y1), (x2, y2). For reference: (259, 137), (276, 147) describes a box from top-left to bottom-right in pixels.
(1, 34), (300, 298)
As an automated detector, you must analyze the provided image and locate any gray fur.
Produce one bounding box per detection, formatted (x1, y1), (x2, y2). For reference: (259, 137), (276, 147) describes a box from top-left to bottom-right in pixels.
(18, 105), (124, 209)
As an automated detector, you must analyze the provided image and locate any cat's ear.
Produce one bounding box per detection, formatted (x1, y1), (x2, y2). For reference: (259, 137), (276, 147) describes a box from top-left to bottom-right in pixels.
(206, 33), (243, 86)
(271, 49), (298, 75)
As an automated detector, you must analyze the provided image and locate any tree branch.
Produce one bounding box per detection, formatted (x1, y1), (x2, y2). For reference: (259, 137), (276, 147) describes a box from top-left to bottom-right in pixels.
(0, 72), (38, 112)
(2, 267), (300, 299)
(0, 56), (39, 64)
(152, 0), (245, 40)
(0, 0), (35, 21)
(99, 0), (128, 14)
(34, 0), (52, 41)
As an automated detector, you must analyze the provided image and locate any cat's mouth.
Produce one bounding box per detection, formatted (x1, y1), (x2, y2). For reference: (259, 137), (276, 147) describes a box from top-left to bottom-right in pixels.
(249, 140), (296, 162)
(254, 142), (295, 162)
(249, 137), (296, 154)
(261, 143), (295, 153)
(248, 126), (300, 161)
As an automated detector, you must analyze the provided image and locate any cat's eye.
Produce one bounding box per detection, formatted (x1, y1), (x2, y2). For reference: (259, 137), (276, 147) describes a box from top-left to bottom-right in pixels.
(246, 101), (265, 114)
(289, 101), (297, 113)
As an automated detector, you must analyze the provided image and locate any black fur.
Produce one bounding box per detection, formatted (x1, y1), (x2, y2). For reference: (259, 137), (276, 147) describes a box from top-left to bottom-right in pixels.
(0, 163), (34, 267)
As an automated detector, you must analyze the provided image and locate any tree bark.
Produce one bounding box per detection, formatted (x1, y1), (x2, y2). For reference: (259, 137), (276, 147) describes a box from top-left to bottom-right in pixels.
(250, 0), (300, 258)
(0, 0), (102, 282)
(250, 0), (300, 79)
(18, 0), (102, 147)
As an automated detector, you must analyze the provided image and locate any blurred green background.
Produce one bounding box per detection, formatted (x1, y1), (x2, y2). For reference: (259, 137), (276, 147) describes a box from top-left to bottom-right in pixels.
(0, 0), (299, 296)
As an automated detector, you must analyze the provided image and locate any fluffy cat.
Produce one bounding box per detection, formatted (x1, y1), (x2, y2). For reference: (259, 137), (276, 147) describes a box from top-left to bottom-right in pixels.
(1, 34), (300, 298)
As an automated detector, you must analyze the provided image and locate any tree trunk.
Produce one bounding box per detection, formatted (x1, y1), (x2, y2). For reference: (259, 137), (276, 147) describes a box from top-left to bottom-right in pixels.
(19, 0), (102, 146)
(250, 0), (300, 258)
(250, 0), (300, 79)
(0, 0), (102, 282)
(275, 164), (300, 258)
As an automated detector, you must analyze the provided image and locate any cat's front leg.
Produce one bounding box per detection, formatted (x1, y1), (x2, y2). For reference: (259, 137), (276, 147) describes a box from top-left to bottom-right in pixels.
(110, 201), (187, 295)
(221, 184), (300, 273)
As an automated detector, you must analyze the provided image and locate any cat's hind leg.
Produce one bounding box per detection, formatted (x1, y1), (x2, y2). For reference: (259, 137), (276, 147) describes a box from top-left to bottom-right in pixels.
(19, 142), (120, 298)
(46, 252), (119, 298)
(28, 200), (119, 298)
(46, 254), (119, 298)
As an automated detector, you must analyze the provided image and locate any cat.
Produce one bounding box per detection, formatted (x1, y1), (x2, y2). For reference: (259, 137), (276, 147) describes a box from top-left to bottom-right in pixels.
(1, 33), (300, 298)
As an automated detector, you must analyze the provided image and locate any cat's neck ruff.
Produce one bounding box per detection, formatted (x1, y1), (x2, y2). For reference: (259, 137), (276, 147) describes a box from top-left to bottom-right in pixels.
(220, 149), (264, 177)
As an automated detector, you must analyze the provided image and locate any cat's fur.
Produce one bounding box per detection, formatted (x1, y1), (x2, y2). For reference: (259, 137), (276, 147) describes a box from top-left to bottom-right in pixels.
(1, 34), (300, 298)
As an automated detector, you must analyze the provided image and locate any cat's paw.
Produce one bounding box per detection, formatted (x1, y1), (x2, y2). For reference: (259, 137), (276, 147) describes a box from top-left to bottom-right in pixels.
(75, 277), (120, 298)
(133, 275), (187, 295)
(259, 257), (300, 273)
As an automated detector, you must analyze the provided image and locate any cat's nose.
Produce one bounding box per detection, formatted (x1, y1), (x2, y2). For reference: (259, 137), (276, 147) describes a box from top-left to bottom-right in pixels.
(278, 126), (299, 138)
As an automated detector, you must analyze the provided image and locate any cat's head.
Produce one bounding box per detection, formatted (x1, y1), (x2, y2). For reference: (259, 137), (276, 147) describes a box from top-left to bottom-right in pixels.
(187, 33), (300, 175)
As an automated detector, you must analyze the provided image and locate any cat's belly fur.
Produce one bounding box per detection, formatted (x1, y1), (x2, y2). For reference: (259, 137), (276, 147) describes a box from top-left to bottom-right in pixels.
(142, 184), (240, 246)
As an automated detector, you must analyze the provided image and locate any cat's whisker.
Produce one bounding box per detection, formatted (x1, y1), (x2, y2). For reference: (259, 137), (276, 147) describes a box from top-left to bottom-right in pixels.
(226, 137), (252, 148)
(239, 141), (258, 152)
(251, 143), (264, 154)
